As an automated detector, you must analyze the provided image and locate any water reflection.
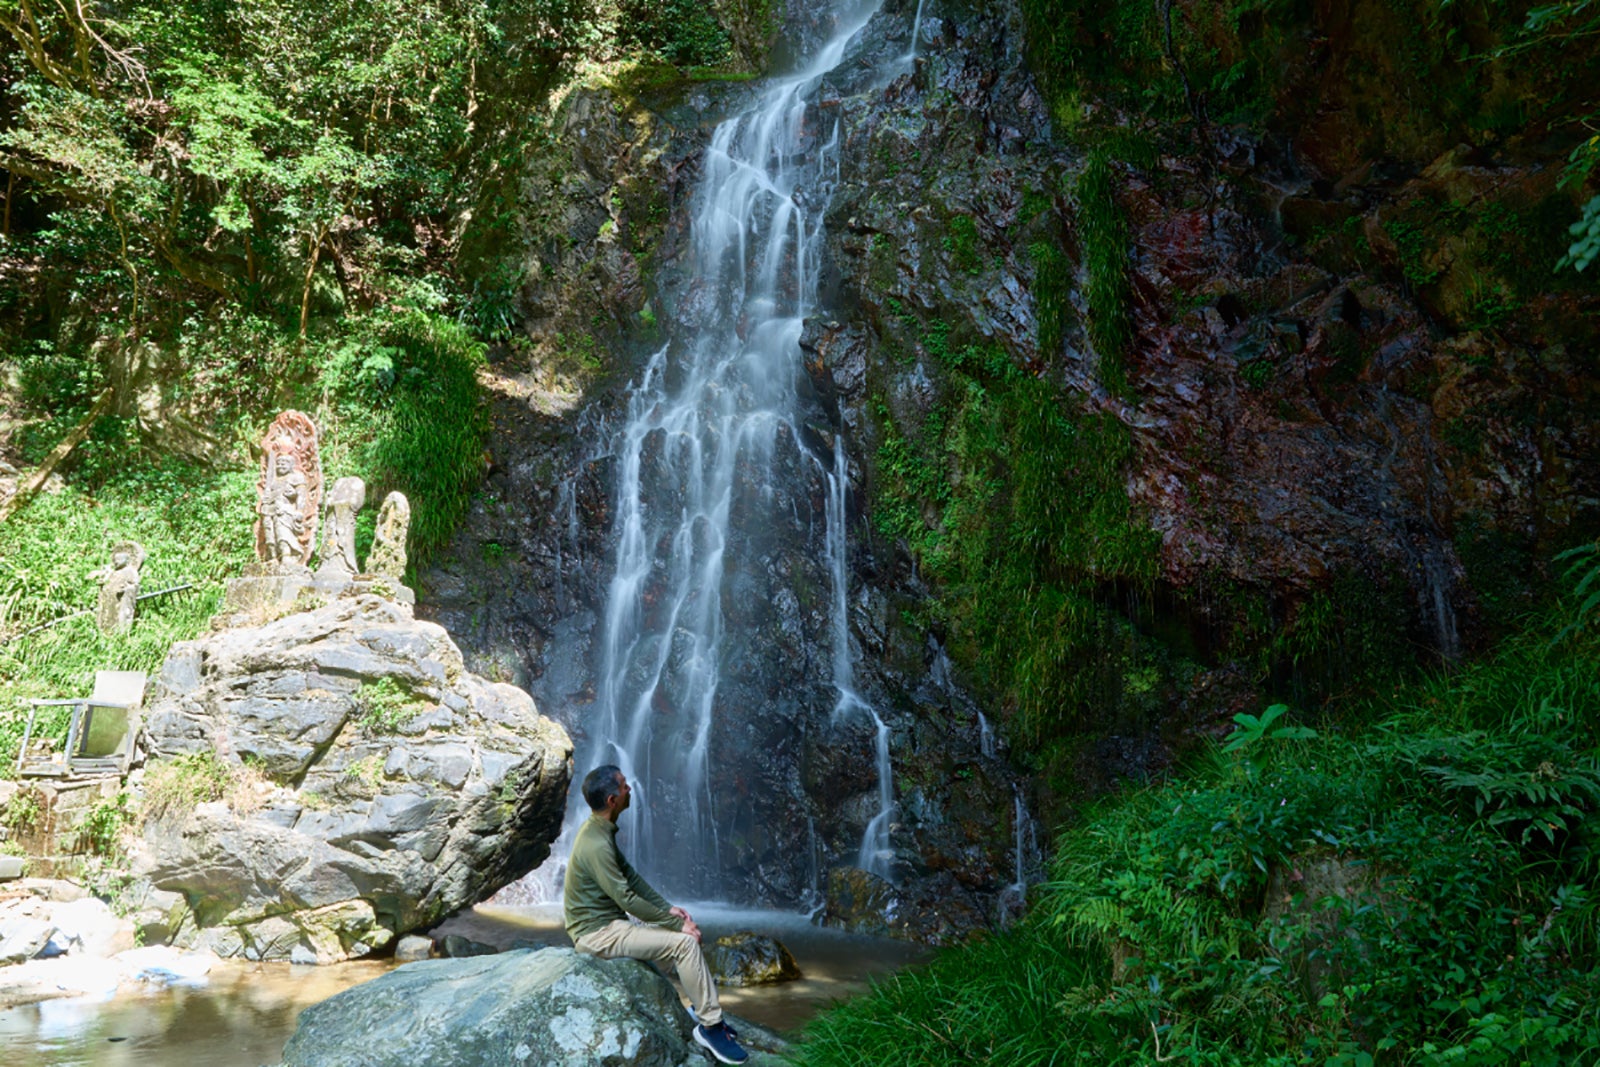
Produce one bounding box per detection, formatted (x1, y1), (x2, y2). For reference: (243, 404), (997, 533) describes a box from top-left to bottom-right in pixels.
(1, 907), (925, 1064)
(0, 960), (392, 1067)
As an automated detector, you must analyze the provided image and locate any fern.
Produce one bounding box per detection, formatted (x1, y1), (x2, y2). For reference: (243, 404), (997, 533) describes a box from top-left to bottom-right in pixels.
(1552, 540), (1600, 646)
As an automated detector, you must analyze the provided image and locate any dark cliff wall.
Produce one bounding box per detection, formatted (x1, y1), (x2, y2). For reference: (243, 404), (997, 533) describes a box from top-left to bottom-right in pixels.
(421, 0), (1600, 932)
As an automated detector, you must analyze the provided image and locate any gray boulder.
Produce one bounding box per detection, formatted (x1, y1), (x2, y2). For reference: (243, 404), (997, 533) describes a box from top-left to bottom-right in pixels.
(280, 948), (695, 1067)
(393, 934), (432, 962)
(134, 594), (572, 963)
(0, 918), (53, 964)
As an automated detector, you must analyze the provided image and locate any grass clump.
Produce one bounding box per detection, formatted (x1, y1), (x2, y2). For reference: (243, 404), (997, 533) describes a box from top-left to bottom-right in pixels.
(1073, 152), (1131, 396)
(352, 677), (425, 734)
(795, 612), (1600, 1065)
(140, 752), (235, 823)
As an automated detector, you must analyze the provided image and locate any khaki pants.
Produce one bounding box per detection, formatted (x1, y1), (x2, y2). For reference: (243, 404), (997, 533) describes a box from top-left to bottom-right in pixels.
(573, 919), (722, 1026)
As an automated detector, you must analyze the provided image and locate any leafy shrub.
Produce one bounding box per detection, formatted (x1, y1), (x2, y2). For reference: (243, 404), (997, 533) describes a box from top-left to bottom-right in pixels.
(74, 791), (133, 857)
(316, 306), (488, 568)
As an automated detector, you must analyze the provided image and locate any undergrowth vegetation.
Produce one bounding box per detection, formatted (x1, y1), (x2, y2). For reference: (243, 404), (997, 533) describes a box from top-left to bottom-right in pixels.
(798, 611), (1600, 1066)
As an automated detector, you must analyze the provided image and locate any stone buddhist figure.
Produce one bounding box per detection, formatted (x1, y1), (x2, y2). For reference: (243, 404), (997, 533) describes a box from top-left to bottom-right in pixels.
(365, 491), (411, 580)
(252, 411), (323, 568)
(261, 454), (308, 564)
(316, 476), (366, 582)
(92, 540), (144, 634)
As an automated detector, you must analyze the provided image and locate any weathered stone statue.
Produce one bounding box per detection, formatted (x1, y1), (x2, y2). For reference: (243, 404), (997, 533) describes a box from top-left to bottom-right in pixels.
(315, 477), (366, 582)
(253, 411), (322, 569)
(365, 491), (411, 580)
(92, 541), (144, 634)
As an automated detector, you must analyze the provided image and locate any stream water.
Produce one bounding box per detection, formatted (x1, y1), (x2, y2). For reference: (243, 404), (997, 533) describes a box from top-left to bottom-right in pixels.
(0, 909), (923, 1066)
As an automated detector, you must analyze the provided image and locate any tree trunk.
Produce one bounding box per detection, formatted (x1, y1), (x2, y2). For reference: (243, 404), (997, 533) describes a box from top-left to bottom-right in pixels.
(0, 386), (115, 524)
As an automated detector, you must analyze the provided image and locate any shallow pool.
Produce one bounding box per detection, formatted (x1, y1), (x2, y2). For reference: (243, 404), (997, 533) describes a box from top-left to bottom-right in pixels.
(0, 906), (925, 1066)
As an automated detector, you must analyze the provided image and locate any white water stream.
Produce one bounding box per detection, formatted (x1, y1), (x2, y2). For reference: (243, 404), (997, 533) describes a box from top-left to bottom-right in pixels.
(511, 0), (898, 902)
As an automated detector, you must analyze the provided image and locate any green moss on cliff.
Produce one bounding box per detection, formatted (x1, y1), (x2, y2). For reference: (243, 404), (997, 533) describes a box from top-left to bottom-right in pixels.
(870, 306), (1159, 764)
(1073, 152), (1132, 395)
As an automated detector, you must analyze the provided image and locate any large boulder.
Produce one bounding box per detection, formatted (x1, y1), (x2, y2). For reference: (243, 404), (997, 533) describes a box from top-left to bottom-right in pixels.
(705, 932), (800, 986)
(279, 948), (695, 1067)
(134, 594), (572, 963)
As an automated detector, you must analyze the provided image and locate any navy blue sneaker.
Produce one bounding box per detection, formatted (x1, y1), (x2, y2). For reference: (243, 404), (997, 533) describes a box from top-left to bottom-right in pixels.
(694, 1022), (749, 1064)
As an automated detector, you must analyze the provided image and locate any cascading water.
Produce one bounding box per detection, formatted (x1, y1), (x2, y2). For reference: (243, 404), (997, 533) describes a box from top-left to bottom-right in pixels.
(826, 444), (896, 881)
(516, 0), (896, 902)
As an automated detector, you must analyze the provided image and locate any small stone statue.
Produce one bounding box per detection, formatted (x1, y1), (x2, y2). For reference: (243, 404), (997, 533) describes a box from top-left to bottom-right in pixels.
(253, 411), (322, 567)
(92, 541), (144, 634)
(316, 476), (366, 582)
(365, 491), (411, 580)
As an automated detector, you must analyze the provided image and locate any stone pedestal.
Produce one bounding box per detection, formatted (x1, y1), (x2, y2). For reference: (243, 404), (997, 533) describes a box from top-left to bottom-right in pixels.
(216, 562), (315, 627)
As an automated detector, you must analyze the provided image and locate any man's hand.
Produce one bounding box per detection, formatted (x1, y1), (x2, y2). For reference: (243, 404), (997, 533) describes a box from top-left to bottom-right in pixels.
(669, 905), (693, 923)
(680, 917), (702, 943)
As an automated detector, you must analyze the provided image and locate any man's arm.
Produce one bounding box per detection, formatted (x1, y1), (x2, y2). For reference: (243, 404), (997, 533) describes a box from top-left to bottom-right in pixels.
(594, 841), (683, 930)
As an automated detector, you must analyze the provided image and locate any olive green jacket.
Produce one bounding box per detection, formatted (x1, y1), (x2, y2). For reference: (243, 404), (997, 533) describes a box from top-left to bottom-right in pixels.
(562, 813), (683, 941)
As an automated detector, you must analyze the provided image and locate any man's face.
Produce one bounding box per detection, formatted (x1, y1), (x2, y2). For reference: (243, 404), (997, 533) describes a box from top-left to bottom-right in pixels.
(609, 774), (632, 816)
(276, 455), (292, 475)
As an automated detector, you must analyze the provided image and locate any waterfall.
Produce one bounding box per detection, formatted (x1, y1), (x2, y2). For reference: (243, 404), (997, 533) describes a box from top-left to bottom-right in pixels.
(977, 710), (995, 759)
(904, 0), (928, 61)
(508, 0), (893, 902)
(826, 442), (896, 881)
(1011, 792), (1031, 896)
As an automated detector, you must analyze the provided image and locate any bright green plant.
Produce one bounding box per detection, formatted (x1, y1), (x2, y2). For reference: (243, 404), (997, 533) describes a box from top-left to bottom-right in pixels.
(352, 677), (423, 734)
(2, 786), (44, 833)
(1552, 538), (1600, 644)
(1221, 703), (1317, 754)
(74, 791), (133, 857)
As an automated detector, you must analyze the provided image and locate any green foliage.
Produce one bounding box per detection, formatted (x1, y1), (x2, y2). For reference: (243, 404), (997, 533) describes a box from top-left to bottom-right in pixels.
(352, 677), (423, 734)
(2, 786), (44, 834)
(1557, 193), (1600, 272)
(871, 309), (1159, 751)
(1073, 152), (1131, 394)
(342, 753), (387, 794)
(799, 613), (1600, 1066)
(141, 752), (233, 823)
(316, 306), (488, 566)
(1030, 239), (1074, 362)
(614, 0), (731, 67)
(1384, 217), (1444, 290)
(793, 922), (1094, 1067)
(0, 462), (255, 776)
(74, 791), (133, 857)
(1552, 538), (1600, 644)
(1221, 703), (1317, 753)
(940, 215), (981, 275)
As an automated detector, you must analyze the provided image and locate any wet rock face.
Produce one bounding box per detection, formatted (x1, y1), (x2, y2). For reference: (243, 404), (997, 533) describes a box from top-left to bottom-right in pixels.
(135, 595), (572, 963)
(278, 949), (694, 1067)
(705, 932), (801, 986)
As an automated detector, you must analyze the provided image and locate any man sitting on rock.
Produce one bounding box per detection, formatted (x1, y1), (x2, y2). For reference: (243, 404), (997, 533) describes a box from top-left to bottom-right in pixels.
(563, 764), (749, 1065)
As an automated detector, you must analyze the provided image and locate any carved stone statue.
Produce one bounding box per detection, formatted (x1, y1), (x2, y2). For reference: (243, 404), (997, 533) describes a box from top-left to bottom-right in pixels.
(365, 491), (411, 580)
(316, 476), (366, 582)
(254, 412), (322, 567)
(92, 541), (144, 634)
